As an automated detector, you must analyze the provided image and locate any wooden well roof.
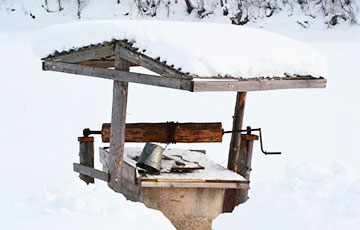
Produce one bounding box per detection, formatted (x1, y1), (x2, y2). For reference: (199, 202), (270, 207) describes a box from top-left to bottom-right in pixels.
(43, 40), (327, 92)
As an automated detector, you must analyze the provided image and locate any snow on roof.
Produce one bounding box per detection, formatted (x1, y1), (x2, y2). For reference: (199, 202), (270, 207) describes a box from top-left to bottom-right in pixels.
(33, 20), (327, 78)
(124, 147), (246, 181)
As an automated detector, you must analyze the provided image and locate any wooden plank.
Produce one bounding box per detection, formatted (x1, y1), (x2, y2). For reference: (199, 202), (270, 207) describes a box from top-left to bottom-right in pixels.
(192, 78), (327, 92)
(141, 180), (249, 189)
(73, 163), (109, 182)
(108, 57), (129, 192)
(223, 92), (246, 213)
(121, 161), (137, 185)
(76, 59), (139, 68)
(99, 147), (110, 172)
(77, 59), (115, 68)
(45, 44), (115, 63)
(43, 61), (193, 91)
(115, 42), (192, 80)
(78, 137), (94, 184)
(101, 122), (223, 143)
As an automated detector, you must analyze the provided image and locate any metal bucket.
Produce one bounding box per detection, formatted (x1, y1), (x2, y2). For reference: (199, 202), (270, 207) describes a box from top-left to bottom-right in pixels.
(136, 143), (164, 174)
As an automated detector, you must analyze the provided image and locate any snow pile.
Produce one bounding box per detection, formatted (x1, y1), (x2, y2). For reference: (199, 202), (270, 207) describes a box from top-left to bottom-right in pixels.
(32, 20), (327, 78)
(213, 162), (360, 230)
(9, 180), (175, 230)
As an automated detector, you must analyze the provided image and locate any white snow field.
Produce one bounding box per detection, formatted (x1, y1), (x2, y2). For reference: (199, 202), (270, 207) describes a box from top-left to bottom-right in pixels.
(1, 10), (360, 230)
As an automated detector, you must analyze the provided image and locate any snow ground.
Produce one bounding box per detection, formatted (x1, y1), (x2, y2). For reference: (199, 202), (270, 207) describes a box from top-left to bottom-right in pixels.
(1, 10), (360, 230)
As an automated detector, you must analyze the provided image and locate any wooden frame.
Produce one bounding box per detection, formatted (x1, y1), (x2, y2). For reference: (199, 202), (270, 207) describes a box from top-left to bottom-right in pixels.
(45, 39), (327, 204)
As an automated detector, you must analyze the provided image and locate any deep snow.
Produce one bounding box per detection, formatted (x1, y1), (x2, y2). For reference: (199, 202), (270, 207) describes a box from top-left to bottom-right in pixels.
(33, 20), (327, 78)
(1, 8), (360, 230)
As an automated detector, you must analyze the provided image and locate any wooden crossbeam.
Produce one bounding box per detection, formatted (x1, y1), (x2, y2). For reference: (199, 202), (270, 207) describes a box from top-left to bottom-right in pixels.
(44, 44), (115, 63)
(192, 78), (327, 92)
(43, 60), (193, 91)
(73, 163), (109, 182)
(115, 42), (192, 80)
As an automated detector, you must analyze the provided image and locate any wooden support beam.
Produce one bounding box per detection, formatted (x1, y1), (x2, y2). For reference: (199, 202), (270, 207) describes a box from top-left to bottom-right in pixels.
(44, 44), (115, 63)
(141, 179), (249, 189)
(236, 135), (255, 202)
(43, 61), (193, 91)
(192, 78), (327, 92)
(107, 57), (130, 193)
(77, 59), (115, 68)
(78, 137), (95, 184)
(101, 122), (223, 143)
(223, 92), (247, 213)
(115, 42), (192, 80)
(73, 163), (109, 182)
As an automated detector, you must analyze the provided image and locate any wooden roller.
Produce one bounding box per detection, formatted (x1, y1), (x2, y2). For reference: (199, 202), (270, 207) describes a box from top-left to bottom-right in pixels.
(101, 122), (223, 143)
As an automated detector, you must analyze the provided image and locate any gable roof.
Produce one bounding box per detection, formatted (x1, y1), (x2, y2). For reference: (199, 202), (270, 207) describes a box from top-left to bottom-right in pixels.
(37, 20), (327, 92)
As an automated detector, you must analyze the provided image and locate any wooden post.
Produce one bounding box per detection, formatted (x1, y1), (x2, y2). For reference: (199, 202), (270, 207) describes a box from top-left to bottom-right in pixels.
(236, 133), (255, 203)
(108, 55), (130, 192)
(223, 92), (247, 213)
(78, 136), (94, 184)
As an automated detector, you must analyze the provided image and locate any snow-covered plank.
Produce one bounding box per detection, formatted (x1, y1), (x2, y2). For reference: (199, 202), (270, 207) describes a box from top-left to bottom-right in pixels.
(43, 61), (193, 91)
(192, 78), (327, 92)
(73, 163), (109, 182)
(44, 44), (115, 63)
(141, 180), (249, 189)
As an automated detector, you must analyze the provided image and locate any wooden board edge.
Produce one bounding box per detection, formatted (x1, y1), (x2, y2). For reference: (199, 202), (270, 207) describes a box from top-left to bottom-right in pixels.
(73, 163), (109, 182)
(141, 180), (249, 189)
(42, 61), (193, 91)
(192, 78), (327, 92)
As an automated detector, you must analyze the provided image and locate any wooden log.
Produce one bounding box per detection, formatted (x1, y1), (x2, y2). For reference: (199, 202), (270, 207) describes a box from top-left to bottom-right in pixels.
(223, 92), (246, 213)
(108, 57), (130, 193)
(101, 122), (223, 143)
(192, 78), (327, 92)
(78, 137), (94, 184)
(42, 61), (193, 91)
(73, 163), (109, 182)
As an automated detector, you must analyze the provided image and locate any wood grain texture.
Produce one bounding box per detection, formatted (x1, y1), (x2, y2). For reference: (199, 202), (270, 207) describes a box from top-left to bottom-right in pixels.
(45, 44), (115, 63)
(223, 92), (246, 213)
(73, 163), (109, 182)
(101, 122), (223, 143)
(78, 137), (94, 184)
(192, 78), (327, 92)
(108, 57), (129, 192)
(115, 42), (192, 80)
(43, 60), (193, 91)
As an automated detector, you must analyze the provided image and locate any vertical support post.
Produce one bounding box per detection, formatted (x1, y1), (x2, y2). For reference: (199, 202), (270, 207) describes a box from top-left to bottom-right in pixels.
(108, 54), (130, 192)
(223, 92), (247, 213)
(237, 132), (254, 203)
(78, 136), (94, 184)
